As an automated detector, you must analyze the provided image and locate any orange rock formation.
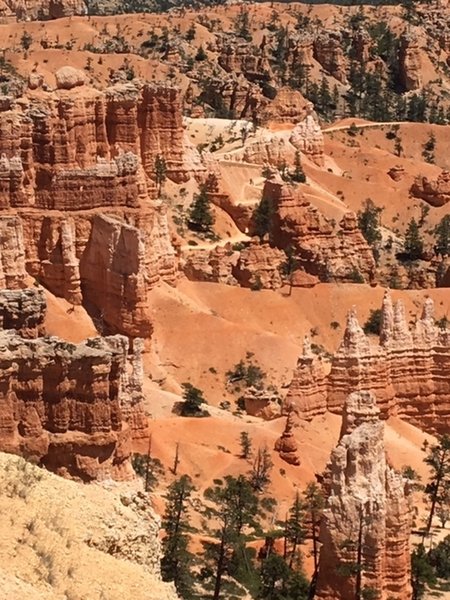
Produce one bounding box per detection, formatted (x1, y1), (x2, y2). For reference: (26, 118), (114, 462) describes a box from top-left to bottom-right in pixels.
(410, 170), (450, 207)
(0, 80), (197, 335)
(262, 174), (376, 284)
(0, 288), (146, 481)
(274, 411), (300, 465)
(315, 390), (412, 600)
(286, 291), (450, 434)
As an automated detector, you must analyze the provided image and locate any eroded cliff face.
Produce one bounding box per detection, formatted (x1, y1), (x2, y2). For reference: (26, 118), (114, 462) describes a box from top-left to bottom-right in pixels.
(285, 292), (450, 434)
(410, 170), (450, 207)
(0, 287), (146, 481)
(0, 80), (189, 336)
(262, 174), (376, 284)
(315, 391), (412, 600)
(398, 34), (422, 91)
(0, 0), (87, 20)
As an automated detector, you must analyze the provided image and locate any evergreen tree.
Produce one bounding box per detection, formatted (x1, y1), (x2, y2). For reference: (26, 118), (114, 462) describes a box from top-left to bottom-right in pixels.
(303, 482), (324, 595)
(291, 151), (306, 183)
(423, 435), (450, 533)
(403, 218), (423, 261)
(204, 475), (259, 600)
(253, 196), (274, 239)
(434, 215), (450, 256)
(422, 132), (436, 164)
(394, 136), (403, 157)
(357, 199), (382, 259)
(185, 23), (196, 42)
(411, 544), (436, 600)
(188, 185), (215, 232)
(195, 44), (207, 61)
(180, 383), (208, 417)
(428, 535), (450, 578)
(259, 550), (309, 599)
(235, 8), (252, 42)
(20, 31), (33, 51)
(161, 475), (195, 598)
(285, 492), (305, 568)
(239, 431), (252, 459)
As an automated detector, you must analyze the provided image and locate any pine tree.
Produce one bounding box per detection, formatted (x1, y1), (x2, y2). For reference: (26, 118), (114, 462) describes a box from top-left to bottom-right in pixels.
(180, 383), (208, 417)
(188, 185), (215, 232)
(303, 481), (324, 588)
(411, 544), (436, 600)
(239, 431), (252, 459)
(404, 218), (424, 261)
(357, 199), (382, 261)
(253, 196), (274, 239)
(434, 215), (450, 256)
(423, 435), (450, 533)
(204, 475), (259, 600)
(161, 475), (195, 598)
(195, 44), (207, 61)
(285, 492), (305, 568)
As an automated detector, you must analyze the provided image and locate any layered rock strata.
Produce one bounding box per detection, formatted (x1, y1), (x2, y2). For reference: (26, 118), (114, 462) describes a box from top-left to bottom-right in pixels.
(183, 240), (285, 290)
(0, 0), (87, 19)
(285, 292), (450, 434)
(0, 80), (191, 335)
(0, 325), (146, 480)
(262, 175), (376, 284)
(233, 239), (284, 290)
(315, 391), (412, 600)
(0, 287), (46, 337)
(284, 336), (327, 420)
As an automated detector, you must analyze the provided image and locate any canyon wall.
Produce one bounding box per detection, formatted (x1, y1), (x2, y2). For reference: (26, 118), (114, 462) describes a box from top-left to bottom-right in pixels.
(0, 286), (146, 481)
(285, 291), (450, 434)
(315, 390), (412, 600)
(0, 80), (193, 335)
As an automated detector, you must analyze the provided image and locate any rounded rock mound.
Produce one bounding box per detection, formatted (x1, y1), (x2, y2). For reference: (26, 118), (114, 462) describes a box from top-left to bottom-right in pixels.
(55, 67), (86, 90)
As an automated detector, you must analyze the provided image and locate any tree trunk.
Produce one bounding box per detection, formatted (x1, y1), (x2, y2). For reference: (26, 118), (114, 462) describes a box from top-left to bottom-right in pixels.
(213, 527), (227, 600)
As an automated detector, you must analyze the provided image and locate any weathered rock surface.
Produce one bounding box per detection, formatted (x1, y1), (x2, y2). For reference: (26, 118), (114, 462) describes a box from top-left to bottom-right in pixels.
(410, 170), (450, 206)
(262, 174), (376, 284)
(55, 66), (86, 90)
(289, 103), (324, 166)
(284, 336), (327, 420)
(398, 34), (422, 91)
(274, 411), (300, 465)
(313, 31), (348, 83)
(183, 244), (238, 286)
(285, 292), (450, 434)
(0, 0), (87, 20)
(388, 165), (406, 182)
(0, 287), (46, 337)
(315, 391), (412, 600)
(233, 239), (285, 290)
(0, 325), (146, 480)
(0, 81), (188, 335)
(0, 453), (179, 600)
(0, 215), (27, 289)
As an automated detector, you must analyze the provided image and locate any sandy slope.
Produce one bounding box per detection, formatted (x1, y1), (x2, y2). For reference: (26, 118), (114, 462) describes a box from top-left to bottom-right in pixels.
(0, 453), (177, 600)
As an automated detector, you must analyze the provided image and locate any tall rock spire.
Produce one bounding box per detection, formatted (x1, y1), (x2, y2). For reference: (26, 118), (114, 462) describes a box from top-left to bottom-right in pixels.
(315, 391), (412, 600)
(380, 290), (394, 346)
